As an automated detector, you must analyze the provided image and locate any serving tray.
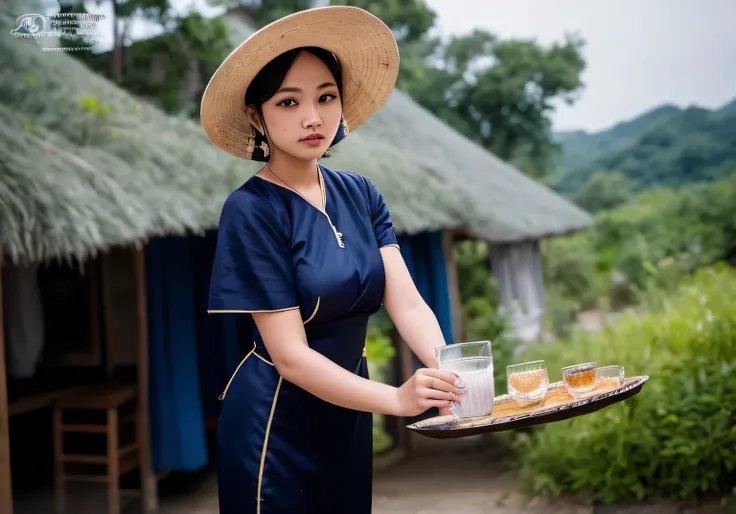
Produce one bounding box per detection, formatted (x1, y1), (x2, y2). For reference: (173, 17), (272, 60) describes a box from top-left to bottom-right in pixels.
(407, 375), (649, 439)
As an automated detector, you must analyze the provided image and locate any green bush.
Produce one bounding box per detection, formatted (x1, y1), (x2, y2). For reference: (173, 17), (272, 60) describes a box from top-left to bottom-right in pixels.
(506, 264), (736, 503)
(366, 311), (397, 454)
(539, 174), (736, 336)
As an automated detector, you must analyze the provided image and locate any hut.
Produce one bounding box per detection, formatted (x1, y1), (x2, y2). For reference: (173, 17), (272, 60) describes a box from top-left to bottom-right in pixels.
(0, 4), (591, 513)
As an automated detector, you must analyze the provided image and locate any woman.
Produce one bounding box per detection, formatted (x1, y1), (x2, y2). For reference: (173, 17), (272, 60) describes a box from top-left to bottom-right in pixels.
(201, 6), (465, 514)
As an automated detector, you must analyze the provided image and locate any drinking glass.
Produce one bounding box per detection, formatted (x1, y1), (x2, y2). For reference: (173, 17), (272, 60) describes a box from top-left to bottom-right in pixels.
(507, 360), (549, 406)
(596, 365), (625, 387)
(561, 362), (598, 397)
(435, 341), (494, 419)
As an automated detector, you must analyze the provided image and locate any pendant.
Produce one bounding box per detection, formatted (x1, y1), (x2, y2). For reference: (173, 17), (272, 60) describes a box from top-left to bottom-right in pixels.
(330, 223), (345, 248)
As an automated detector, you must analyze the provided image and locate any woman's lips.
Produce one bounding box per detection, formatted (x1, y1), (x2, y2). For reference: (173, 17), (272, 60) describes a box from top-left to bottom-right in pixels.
(300, 135), (324, 146)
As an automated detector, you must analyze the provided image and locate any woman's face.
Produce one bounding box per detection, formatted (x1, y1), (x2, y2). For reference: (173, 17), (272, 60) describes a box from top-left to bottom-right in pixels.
(250, 51), (343, 162)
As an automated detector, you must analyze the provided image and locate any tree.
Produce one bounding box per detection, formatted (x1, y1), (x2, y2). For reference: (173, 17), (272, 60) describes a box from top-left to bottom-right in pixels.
(61, 0), (174, 83)
(571, 171), (635, 213)
(339, 0), (435, 44)
(403, 31), (586, 175)
(226, 0), (436, 42)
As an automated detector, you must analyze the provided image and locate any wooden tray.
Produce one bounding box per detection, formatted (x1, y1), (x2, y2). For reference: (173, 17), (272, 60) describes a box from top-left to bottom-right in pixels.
(407, 375), (649, 439)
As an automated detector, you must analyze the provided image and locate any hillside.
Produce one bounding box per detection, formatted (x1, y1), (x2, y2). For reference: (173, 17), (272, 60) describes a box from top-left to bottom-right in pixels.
(549, 97), (736, 195)
(552, 104), (681, 172)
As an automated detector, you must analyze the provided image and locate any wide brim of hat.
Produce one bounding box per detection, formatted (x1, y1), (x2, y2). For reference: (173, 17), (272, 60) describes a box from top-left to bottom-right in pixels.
(200, 6), (399, 161)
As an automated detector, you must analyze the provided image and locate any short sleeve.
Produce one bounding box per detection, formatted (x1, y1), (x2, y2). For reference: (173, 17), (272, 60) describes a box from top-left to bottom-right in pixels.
(207, 190), (299, 313)
(363, 177), (399, 248)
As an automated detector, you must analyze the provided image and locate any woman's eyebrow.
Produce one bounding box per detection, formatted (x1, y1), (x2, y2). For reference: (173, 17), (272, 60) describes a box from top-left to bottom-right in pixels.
(275, 86), (301, 94)
(275, 82), (337, 95)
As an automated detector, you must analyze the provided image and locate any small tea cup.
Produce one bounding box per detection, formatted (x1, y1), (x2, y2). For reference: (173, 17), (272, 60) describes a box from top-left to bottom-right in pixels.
(596, 365), (625, 388)
(561, 362), (597, 397)
(507, 360), (549, 406)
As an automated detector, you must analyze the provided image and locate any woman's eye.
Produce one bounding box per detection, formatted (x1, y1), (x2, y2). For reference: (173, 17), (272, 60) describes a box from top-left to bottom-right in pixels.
(320, 94), (336, 103)
(278, 99), (297, 107)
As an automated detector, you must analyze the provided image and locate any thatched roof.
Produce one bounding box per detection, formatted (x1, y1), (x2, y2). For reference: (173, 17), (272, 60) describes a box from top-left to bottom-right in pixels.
(0, 6), (590, 265)
(0, 13), (253, 264)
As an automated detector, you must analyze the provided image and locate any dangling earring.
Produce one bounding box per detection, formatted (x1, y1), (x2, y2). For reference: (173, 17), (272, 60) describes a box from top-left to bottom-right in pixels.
(341, 116), (350, 136)
(259, 140), (270, 157)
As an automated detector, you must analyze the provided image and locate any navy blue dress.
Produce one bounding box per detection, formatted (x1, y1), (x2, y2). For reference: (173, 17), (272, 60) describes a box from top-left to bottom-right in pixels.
(208, 165), (399, 514)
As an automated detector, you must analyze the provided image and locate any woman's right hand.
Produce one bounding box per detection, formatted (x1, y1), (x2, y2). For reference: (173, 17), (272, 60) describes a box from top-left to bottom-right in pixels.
(395, 368), (466, 417)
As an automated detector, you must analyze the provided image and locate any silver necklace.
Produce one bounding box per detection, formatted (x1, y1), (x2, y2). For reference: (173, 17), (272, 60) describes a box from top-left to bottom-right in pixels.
(266, 165), (345, 248)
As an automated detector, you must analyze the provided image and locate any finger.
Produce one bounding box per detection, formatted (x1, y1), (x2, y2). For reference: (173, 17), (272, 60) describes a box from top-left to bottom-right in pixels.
(419, 387), (461, 403)
(420, 371), (464, 394)
(420, 375), (455, 394)
(420, 399), (452, 410)
(421, 367), (462, 387)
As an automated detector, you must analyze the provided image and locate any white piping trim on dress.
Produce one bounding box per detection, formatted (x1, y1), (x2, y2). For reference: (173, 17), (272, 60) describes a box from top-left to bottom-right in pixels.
(255, 296), (320, 513)
(218, 344), (255, 401)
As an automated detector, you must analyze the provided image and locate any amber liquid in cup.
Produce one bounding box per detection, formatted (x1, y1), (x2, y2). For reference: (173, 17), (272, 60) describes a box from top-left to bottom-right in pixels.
(508, 370), (546, 393)
(507, 360), (549, 406)
(562, 362), (597, 397)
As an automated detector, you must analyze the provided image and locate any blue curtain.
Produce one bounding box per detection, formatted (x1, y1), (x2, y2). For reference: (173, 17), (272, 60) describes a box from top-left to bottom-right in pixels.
(146, 236), (209, 473)
(146, 232), (248, 473)
(396, 231), (454, 344)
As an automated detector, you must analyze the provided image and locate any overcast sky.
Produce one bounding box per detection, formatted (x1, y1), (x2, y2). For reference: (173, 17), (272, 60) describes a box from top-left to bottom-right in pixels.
(425, 0), (736, 132)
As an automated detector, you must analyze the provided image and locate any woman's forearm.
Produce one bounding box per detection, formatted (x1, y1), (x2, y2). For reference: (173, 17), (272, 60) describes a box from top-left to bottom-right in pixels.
(392, 301), (447, 369)
(275, 343), (402, 416)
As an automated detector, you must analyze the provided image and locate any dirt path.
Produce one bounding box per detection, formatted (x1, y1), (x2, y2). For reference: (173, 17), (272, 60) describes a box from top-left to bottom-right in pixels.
(16, 435), (726, 513)
(154, 435), (725, 514)
(152, 435), (591, 514)
(371, 435), (592, 514)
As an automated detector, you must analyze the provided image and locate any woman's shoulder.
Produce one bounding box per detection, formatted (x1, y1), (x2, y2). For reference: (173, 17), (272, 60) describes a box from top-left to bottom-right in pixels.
(219, 177), (282, 225)
(320, 166), (378, 195)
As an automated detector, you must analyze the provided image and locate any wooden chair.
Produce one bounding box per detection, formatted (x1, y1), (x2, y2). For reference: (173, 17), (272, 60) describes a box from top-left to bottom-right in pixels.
(52, 382), (140, 514)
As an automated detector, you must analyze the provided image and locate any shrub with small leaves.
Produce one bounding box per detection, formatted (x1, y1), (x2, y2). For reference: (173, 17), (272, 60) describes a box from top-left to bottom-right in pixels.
(506, 264), (736, 503)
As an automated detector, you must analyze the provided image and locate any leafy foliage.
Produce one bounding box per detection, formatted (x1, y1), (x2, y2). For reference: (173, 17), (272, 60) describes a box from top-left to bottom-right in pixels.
(541, 171), (736, 324)
(454, 240), (505, 340)
(339, 0), (437, 44)
(570, 171), (636, 213)
(74, 13), (231, 115)
(453, 240), (522, 393)
(593, 174), (736, 298)
(401, 31), (586, 175)
(506, 265), (736, 502)
(366, 311), (396, 453)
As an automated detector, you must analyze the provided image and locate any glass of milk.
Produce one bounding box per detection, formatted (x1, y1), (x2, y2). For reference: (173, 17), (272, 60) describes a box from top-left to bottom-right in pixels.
(435, 341), (494, 419)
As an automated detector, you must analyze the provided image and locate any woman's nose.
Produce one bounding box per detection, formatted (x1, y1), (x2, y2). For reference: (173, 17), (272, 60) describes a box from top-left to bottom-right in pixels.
(302, 104), (322, 128)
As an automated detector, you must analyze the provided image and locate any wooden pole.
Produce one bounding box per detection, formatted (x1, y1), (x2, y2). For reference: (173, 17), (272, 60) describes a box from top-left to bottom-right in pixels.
(0, 253), (13, 514)
(132, 248), (158, 512)
(442, 231), (464, 342)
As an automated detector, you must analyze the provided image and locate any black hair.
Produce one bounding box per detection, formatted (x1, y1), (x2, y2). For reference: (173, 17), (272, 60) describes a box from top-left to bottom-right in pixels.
(245, 47), (343, 159)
